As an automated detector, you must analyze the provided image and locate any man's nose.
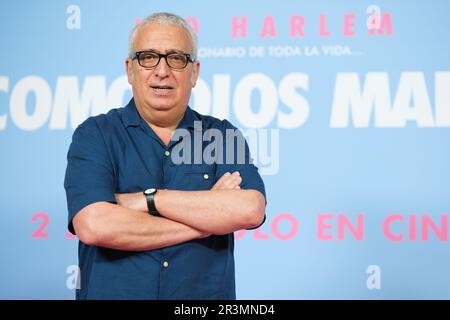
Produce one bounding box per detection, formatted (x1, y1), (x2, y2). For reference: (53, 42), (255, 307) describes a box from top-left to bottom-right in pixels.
(153, 57), (171, 78)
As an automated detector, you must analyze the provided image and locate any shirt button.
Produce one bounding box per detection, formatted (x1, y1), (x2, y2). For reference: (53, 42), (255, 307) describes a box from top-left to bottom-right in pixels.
(164, 151), (170, 157)
(163, 261), (169, 268)
(203, 174), (209, 180)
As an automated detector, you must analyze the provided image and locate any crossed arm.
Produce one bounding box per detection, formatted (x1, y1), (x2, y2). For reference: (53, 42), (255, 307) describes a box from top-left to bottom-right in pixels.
(72, 172), (265, 251)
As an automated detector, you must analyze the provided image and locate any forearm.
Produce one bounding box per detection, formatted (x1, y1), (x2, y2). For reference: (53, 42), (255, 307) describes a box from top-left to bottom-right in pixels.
(73, 202), (206, 251)
(156, 189), (265, 235)
(113, 172), (266, 235)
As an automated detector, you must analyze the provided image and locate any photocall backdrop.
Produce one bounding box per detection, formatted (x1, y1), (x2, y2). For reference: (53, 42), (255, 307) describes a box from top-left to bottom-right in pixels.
(1, 0), (449, 299)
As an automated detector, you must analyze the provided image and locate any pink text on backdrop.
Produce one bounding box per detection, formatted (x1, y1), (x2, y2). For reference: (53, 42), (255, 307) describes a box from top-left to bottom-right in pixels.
(235, 212), (298, 240)
(317, 213), (365, 240)
(231, 14), (393, 39)
(383, 214), (448, 241)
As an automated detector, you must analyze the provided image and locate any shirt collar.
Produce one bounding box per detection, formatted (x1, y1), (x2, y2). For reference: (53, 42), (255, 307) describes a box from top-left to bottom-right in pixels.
(122, 98), (141, 128)
(177, 105), (202, 131)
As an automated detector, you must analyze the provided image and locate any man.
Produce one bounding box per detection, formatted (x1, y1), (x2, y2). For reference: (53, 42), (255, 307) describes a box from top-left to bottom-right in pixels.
(64, 12), (266, 300)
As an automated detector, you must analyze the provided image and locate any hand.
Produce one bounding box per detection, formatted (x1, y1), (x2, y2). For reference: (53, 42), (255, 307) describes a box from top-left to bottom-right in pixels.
(211, 171), (242, 190)
(114, 192), (147, 212)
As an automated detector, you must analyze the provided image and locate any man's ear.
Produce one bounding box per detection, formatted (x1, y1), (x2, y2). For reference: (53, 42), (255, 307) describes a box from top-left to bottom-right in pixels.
(191, 60), (200, 87)
(125, 58), (134, 84)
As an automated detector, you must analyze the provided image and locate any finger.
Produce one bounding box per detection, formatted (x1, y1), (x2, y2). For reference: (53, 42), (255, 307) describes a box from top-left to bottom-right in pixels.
(221, 175), (242, 189)
(212, 172), (243, 190)
(211, 172), (231, 190)
(213, 176), (238, 190)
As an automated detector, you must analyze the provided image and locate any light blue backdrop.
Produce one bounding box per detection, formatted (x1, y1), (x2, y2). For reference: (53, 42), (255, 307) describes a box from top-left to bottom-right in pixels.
(1, 0), (449, 299)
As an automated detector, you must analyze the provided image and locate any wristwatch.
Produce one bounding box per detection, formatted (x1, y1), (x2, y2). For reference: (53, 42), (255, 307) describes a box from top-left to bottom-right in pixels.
(143, 188), (160, 216)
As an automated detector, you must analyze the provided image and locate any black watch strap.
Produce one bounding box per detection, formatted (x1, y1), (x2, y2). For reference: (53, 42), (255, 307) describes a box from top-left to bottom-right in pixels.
(143, 188), (160, 216)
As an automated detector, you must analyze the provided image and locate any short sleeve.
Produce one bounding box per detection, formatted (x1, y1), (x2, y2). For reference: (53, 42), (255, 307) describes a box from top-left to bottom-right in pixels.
(64, 118), (116, 234)
(214, 120), (267, 229)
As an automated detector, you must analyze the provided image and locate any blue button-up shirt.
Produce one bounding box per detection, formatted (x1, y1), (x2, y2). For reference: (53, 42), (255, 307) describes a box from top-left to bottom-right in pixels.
(64, 98), (266, 300)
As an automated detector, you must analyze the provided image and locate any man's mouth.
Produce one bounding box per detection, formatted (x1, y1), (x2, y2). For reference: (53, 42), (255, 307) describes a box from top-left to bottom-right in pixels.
(151, 85), (174, 94)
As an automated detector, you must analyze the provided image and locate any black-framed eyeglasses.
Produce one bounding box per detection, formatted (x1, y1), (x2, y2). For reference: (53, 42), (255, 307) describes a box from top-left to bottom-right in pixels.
(129, 50), (196, 69)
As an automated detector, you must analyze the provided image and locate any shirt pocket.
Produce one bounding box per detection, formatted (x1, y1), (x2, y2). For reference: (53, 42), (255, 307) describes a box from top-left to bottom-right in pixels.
(179, 164), (216, 191)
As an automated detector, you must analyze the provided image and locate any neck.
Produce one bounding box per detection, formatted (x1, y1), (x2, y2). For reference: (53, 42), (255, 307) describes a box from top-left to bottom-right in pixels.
(147, 121), (177, 145)
(144, 111), (184, 146)
(134, 101), (187, 145)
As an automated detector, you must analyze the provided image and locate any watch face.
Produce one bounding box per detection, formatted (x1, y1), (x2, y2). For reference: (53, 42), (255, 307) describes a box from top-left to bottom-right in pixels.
(144, 188), (156, 195)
